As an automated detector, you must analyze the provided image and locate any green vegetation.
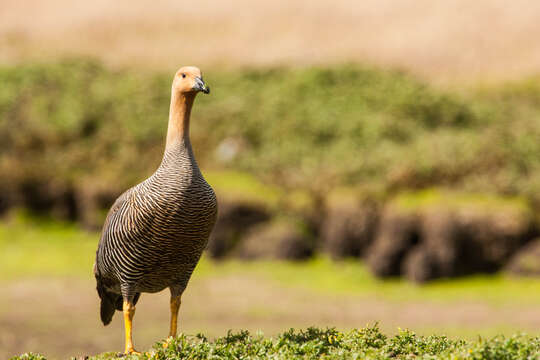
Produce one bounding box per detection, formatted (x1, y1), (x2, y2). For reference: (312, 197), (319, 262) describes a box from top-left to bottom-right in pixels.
(0, 211), (96, 279)
(204, 170), (282, 206)
(2, 60), (540, 358)
(2, 214), (540, 305)
(12, 325), (540, 359)
(1, 60), (539, 225)
(200, 258), (540, 305)
(392, 189), (532, 214)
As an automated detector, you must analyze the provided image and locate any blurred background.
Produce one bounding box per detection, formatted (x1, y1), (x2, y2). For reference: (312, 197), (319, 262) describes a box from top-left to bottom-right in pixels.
(1, 0), (540, 358)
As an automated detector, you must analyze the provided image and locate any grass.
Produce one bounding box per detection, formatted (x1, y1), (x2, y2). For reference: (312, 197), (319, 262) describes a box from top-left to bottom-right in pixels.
(204, 170), (314, 212)
(0, 212), (96, 279)
(3, 216), (540, 358)
(204, 170), (282, 207)
(196, 258), (540, 306)
(392, 189), (532, 214)
(12, 325), (540, 360)
(2, 214), (540, 305)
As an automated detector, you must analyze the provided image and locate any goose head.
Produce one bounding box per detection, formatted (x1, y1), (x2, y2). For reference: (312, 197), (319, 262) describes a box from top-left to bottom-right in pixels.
(172, 66), (210, 95)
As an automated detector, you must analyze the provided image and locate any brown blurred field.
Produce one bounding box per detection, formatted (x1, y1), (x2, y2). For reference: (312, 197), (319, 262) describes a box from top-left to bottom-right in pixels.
(3, 275), (540, 359)
(2, 0), (540, 83)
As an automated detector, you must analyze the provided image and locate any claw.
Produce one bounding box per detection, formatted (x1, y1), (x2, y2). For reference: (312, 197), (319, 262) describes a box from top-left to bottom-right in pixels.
(116, 350), (141, 357)
(124, 348), (141, 356)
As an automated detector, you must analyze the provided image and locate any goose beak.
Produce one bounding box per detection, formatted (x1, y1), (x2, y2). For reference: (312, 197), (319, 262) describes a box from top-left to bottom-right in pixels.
(193, 77), (210, 94)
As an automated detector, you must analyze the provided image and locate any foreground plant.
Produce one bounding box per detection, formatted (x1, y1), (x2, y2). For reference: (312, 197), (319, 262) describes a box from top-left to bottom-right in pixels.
(12, 325), (540, 360)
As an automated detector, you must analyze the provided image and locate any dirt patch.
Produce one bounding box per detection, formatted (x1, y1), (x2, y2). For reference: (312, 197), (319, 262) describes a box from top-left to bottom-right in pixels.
(235, 220), (314, 260)
(367, 198), (535, 282)
(321, 200), (378, 259)
(206, 201), (270, 258)
(367, 207), (420, 277)
(506, 238), (540, 276)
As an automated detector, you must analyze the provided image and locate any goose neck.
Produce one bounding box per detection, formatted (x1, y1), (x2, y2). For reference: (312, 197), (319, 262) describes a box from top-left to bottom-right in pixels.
(166, 92), (195, 149)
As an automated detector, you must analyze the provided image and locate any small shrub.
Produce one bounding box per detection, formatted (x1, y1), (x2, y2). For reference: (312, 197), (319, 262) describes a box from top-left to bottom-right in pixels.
(13, 325), (540, 359)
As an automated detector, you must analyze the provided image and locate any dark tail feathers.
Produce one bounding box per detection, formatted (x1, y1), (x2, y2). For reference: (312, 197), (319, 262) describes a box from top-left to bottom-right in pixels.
(95, 269), (139, 325)
(96, 277), (122, 326)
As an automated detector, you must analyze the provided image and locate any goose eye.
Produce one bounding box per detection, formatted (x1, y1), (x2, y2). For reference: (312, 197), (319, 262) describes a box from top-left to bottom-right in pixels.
(181, 73), (186, 78)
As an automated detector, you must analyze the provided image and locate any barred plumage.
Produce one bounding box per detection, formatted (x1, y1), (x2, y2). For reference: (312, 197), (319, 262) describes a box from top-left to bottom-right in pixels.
(94, 66), (216, 354)
(95, 139), (217, 295)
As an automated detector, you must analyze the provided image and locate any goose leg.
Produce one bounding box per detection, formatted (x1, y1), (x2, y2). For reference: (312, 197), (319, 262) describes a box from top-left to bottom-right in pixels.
(168, 295), (182, 338)
(123, 300), (139, 354)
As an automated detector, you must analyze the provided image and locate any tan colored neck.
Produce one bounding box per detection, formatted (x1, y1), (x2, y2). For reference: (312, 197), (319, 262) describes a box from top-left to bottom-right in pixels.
(166, 91), (196, 148)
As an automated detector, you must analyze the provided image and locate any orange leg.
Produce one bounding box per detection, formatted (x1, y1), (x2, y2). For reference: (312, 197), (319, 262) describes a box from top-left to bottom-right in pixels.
(123, 300), (140, 354)
(168, 295), (182, 338)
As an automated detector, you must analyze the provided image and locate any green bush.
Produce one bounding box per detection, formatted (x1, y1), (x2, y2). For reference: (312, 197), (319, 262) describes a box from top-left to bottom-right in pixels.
(0, 60), (539, 222)
(10, 326), (540, 359)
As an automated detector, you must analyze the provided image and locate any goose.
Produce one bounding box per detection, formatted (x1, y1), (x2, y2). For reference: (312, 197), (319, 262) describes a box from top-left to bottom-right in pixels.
(94, 66), (217, 354)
